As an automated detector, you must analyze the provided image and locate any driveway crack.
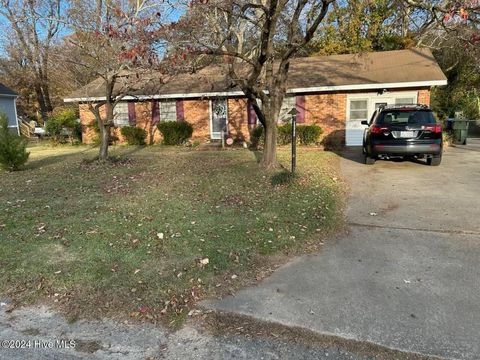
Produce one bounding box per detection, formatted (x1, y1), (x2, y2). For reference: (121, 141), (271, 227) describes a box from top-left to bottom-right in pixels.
(348, 222), (480, 236)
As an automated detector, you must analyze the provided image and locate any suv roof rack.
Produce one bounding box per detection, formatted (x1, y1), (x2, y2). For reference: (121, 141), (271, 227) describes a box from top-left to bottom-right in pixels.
(378, 104), (430, 110)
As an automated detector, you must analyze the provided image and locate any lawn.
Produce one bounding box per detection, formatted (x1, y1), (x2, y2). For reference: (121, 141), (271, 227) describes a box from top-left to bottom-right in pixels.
(0, 144), (344, 326)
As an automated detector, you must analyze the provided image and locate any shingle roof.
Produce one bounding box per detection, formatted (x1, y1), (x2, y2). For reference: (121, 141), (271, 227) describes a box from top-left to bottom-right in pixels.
(64, 48), (447, 101)
(0, 83), (17, 96)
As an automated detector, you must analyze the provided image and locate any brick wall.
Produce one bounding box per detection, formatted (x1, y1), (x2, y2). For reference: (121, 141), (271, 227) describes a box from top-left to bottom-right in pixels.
(228, 98), (250, 141)
(417, 89), (431, 106)
(135, 102), (161, 145)
(304, 93), (347, 144)
(184, 99), (210, 141)
(79, 102), (159, 145)
(78, 88), (432, 145)
(79, 104), (99, 144)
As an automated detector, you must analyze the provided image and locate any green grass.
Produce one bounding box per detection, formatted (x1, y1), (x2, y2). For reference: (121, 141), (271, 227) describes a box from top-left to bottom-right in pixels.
(0, 144), (344, 325)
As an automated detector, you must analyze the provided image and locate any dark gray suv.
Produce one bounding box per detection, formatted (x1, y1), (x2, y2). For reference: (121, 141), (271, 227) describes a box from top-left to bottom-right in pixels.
(362, 105), (443, 166)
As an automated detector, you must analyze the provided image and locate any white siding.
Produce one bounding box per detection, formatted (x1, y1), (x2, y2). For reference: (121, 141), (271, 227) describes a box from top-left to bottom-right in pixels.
(346, 92), (418, 146)
(0, 96), (17, 129)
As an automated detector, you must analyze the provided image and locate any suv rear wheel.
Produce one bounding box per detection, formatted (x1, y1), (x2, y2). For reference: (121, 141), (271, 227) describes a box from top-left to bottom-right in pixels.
(365, 155), (376, 165)
(427, 154), (442, 166)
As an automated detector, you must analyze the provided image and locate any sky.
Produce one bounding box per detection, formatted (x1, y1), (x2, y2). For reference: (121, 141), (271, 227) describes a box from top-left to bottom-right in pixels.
(0, 1), (185, 58)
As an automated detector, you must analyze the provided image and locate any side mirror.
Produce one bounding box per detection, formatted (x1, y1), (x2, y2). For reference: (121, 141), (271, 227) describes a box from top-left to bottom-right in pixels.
(361, 120), (369, 126)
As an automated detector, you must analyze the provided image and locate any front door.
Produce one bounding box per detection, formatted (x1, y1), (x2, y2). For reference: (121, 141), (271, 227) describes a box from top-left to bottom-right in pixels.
(210, 99), (228, 140)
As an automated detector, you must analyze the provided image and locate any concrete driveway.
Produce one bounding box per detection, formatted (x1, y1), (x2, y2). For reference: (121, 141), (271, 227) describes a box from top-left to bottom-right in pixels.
(204, 140), (480, 359)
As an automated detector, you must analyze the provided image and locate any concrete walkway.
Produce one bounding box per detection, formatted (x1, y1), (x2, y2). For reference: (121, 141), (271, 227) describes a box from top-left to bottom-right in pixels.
(204, 142), (480, 359)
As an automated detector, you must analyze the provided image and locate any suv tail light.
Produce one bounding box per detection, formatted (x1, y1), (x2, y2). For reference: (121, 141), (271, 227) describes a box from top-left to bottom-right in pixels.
(371, 126), (390, 134)
(424, 124), (442, 133)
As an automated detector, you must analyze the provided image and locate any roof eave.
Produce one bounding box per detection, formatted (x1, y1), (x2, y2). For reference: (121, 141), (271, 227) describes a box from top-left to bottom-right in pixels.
(63, 79), (448, 103)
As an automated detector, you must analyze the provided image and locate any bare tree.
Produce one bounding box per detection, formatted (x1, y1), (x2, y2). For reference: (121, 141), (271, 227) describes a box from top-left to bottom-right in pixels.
(405, 1), (480, 52)
(404, 1), (480, 115)
(0, 0), (63, 122)
(176, 0), (335, 169)
(64, 0), (172, 160)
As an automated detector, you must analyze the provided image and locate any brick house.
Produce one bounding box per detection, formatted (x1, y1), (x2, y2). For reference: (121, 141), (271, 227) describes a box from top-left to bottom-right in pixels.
(64, 48), (447, 146)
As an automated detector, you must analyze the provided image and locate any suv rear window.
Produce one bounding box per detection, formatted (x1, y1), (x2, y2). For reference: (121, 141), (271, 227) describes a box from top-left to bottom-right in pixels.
(376, 110), (436, 125)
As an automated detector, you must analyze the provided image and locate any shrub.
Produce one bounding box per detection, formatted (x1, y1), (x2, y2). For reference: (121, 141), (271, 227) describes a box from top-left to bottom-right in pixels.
(72, 122), (82, 142)
(46, 108), (80, 144)
(321, 130), (344, 150)
(250, 124), (323, 148)
(45, 117), (63, 142)
(250, 125), (264, 148)
(120, 126), (146, 145)
(0, 114), (29, 171)
(277, 123), (292, 145)
(157, 121), (193, 145)
(250, 124), (292, 147)
(297, 125), (323, 145)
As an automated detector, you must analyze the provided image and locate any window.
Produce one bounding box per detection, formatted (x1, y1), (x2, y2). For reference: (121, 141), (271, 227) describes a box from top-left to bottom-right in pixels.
(279, 96), (296, 123)
(349, 100), (368, 120)
(160, 101), (177, 122)
(377, 110), (435, 125)
(113, 102), (129, 127)
(395, 97), (415, 105)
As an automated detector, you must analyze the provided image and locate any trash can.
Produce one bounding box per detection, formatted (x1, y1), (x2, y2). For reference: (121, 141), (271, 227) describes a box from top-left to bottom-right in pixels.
(446, 118), (454, 131)
(452, 120), (470, 145)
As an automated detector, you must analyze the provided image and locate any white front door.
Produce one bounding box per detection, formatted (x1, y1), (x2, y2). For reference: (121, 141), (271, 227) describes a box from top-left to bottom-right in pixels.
(346, 93), (416, 146)
(210, 99), (228, 140)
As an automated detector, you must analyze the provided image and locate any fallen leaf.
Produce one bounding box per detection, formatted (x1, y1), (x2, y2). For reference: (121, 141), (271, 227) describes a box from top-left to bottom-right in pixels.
(188, 309), (202, 317)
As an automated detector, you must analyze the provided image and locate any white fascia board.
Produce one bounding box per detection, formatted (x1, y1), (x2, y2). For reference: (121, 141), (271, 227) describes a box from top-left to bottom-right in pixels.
(287, 80), (448, 94)
(64, 80), (448, 103)
(63, 91), (246, 103)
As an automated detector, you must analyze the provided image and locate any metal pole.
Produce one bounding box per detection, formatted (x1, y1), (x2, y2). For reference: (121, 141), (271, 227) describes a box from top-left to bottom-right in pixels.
(291, 113), (296, 174)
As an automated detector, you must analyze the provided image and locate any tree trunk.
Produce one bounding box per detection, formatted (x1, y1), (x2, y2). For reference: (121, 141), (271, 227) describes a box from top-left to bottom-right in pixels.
(260, 98), (282, 169)
(34, 83), (49, 123)
(42, 82), (53, 113)
(98, 101), (114, 160)
(261, 121), (278, 168)
(99, 124), (109, 160)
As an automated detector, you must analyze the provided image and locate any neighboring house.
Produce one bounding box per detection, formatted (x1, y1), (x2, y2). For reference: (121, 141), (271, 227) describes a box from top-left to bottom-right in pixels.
(64, 48), (447, 146)
(0, 83), (19, 135)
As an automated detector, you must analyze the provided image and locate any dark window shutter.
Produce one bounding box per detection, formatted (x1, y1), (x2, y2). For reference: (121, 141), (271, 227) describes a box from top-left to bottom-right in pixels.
(128, 103), (136, 125)
(247, 99), (257, 125)
(151, 100), (160, 125)
(296, 95), (305, 124)
(176, 100), (185, 122)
